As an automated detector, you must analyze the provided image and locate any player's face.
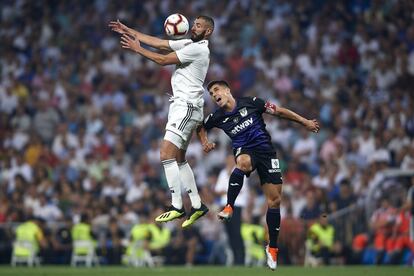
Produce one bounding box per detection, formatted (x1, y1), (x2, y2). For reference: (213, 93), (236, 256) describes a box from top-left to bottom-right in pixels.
(190, 18), (208, 42)
(209, 84), (230, 108)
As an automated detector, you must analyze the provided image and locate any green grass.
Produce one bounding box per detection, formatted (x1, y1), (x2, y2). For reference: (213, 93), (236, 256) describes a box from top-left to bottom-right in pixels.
(0, 266), (413, 276)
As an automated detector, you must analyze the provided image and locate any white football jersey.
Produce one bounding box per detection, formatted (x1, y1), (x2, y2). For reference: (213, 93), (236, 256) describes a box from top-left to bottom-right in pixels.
(169, 39), (210, 107)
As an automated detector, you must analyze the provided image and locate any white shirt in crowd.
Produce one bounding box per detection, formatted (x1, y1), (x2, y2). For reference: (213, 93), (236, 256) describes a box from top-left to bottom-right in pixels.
(293, 135), (318, 164)
(357, 135), (376, 160)
(215, 166), (249, 208)
(33, 202), (62, 222)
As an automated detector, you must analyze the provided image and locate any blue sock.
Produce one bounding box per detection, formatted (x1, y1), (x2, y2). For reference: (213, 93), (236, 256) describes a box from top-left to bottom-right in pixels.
(227, 168), (245, 207)
(266, 208), (280, 248)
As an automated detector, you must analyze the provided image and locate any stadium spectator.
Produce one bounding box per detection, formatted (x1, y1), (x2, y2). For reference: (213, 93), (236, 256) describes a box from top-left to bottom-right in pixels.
(300, 191), (322, 223)
(306, 213), (340, 265)
(12, 216), (47, 264)
(370, 198), (398, 264)
(214, 155), (248, 265)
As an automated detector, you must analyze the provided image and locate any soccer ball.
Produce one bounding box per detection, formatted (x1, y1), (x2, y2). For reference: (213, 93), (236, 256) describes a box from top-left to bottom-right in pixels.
(164, 13), (189, 38)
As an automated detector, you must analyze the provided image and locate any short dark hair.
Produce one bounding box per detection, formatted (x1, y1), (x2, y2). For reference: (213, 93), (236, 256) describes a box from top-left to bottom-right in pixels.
(197, 15), (214, 29)
(207, 80), (230, 91)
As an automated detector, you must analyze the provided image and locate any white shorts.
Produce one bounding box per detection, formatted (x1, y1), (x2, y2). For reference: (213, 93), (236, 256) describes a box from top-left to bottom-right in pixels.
(164, 100), (203, 150)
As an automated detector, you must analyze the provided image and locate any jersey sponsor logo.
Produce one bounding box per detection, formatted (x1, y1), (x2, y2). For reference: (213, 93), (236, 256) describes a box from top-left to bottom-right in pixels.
(239, 107), (248, 117)
(231, 118), (253, 134)
(222, 117), (229, 123)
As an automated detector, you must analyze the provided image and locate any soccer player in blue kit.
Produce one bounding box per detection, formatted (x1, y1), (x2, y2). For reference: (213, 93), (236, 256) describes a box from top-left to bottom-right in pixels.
(197, 80), (320, 270)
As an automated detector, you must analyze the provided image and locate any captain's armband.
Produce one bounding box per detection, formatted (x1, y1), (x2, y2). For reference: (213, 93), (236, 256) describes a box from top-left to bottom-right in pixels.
(264, 101), (277, 114)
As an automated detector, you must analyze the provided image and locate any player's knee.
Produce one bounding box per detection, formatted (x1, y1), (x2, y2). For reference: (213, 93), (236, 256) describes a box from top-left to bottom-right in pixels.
(160, 149), (174, 161)
(236, 156), (252, 172)
(267, 194), (281, 208)
(236, 163), (252, 173)
(160, 141), (178, 161)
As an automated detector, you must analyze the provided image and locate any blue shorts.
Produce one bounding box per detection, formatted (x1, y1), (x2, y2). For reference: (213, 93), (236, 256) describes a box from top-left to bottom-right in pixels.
(233, 146), (283, 185)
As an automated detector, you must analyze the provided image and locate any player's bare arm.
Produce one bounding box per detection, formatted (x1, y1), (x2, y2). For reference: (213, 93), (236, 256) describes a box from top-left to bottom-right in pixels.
(120, 34), (179, 66)
(196, 125), (215, 153)
(109, 19), (171, 51)
(265, 101), (320, 133)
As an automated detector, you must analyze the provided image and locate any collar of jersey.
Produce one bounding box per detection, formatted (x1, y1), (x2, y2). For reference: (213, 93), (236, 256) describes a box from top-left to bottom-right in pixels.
(223, 100), (238, 115)
(192, 39), (209, 45)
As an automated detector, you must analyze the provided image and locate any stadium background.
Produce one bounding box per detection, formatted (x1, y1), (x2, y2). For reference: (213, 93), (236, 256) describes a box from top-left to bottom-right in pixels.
(0, 0), (414, 272)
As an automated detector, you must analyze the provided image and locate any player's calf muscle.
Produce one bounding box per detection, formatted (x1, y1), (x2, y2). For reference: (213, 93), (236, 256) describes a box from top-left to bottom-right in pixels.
(263, 184), (282, 208)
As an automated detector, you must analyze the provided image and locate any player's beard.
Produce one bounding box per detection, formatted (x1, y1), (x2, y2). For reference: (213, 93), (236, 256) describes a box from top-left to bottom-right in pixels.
(191, 30), (206, 42)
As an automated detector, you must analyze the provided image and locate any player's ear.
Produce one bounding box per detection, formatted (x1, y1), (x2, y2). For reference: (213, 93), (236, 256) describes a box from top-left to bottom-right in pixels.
(206, 28), (213, 36)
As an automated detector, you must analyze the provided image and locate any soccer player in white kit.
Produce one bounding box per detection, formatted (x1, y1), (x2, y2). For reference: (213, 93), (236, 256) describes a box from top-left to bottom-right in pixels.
(109, 16), (214, 228)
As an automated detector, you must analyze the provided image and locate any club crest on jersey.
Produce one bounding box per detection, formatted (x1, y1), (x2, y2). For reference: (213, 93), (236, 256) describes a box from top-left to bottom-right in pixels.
(239, 107), (248, 117)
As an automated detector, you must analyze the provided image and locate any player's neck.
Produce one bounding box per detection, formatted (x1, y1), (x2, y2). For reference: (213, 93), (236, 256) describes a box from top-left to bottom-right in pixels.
(224, 98), (236, 112)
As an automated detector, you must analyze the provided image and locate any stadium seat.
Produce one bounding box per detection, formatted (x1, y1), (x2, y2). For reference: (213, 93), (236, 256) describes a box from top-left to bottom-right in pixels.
(70, 240), (99, 267)
(304, 240), (322, 267)
(10, 240), (41, 267)
(122, 240), (156, 267)
(361, 248), (377, 265)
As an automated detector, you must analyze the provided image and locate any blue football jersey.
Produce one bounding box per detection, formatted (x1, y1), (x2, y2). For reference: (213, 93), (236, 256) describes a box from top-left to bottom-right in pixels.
(204, 97), (272, 149)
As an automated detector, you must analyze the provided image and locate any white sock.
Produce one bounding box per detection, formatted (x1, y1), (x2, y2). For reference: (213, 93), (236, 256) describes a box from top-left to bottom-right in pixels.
(179, 161), (201, 209)
(162, 159), (183, 209)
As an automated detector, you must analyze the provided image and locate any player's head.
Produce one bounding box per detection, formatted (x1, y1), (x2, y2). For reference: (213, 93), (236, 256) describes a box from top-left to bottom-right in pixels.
(207, 80), (233, 108)
(191, 15), (214, 42)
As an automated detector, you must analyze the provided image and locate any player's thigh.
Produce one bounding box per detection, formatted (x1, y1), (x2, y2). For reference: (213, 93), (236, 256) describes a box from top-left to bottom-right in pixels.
(160, 139), (180, 161)
(164, 102), (202, 155)
(166, 101), (189, 134)
(255, 152), (283, 185)
(255, 151), (283, 206)
(177, 104), (203, 151)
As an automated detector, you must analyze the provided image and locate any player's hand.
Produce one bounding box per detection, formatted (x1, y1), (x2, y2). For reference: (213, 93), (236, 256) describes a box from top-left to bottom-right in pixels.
(305, 119), (320, 133)
(120, 34), (141, 52)
(202, 142), (216, 153)
(109, 19), (130, 35)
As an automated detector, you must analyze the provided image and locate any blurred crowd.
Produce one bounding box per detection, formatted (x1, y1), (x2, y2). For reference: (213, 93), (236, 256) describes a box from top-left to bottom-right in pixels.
(1, 0), (414, 266)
